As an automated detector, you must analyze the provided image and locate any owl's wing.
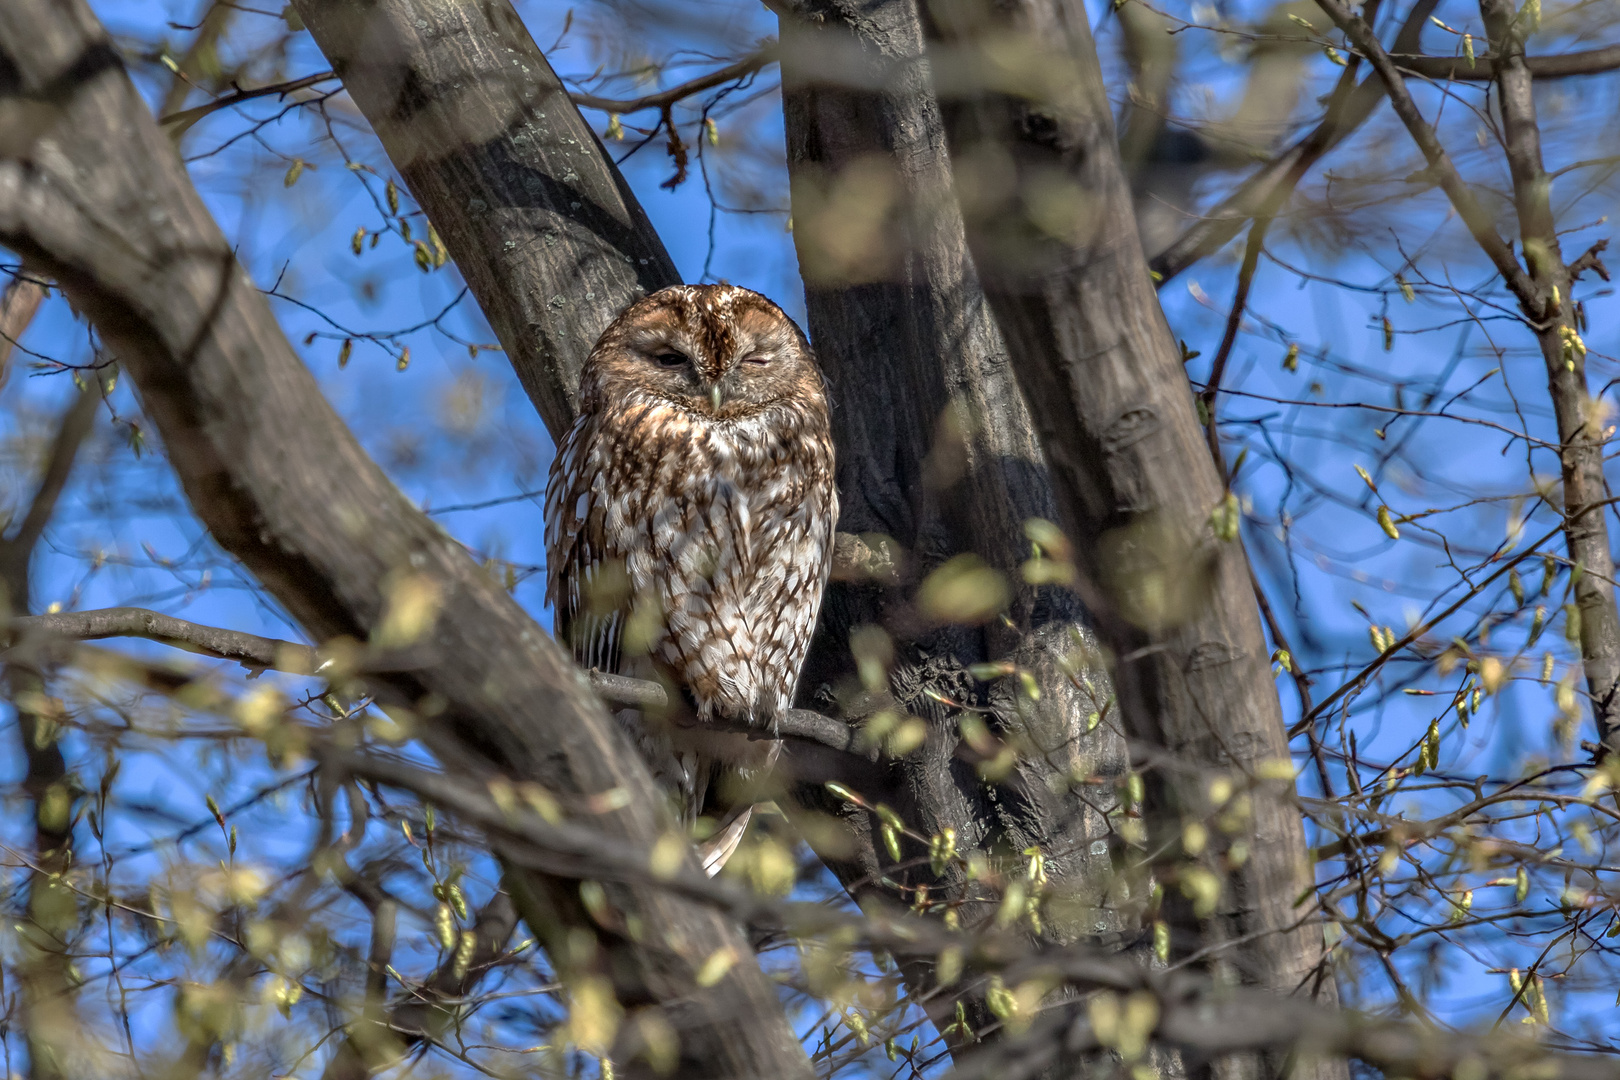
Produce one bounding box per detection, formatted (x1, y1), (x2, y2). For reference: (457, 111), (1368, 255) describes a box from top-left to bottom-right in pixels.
(544, 418), (625, 675)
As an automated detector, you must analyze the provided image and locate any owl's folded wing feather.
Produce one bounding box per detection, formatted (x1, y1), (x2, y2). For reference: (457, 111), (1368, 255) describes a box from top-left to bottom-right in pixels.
(543, 419), (626, 676)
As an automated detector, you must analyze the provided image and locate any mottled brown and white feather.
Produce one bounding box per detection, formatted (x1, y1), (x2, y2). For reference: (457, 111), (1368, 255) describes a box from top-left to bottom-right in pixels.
(544, 284), (837, 874)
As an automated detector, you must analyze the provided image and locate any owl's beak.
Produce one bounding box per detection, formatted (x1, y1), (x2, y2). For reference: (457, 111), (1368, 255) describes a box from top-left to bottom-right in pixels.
(709, 383), (724, 412)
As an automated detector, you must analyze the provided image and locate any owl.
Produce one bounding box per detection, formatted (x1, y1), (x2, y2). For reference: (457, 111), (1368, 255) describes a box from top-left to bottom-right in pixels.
(544, 284), (838, 874)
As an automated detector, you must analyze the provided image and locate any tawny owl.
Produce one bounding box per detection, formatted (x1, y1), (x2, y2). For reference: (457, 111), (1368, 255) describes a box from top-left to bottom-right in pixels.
(544, 284), (838, 874)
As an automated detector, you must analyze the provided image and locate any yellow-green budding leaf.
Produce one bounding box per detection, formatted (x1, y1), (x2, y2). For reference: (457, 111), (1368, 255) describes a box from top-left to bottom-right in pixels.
(1377, 505), (1399, 539)
(825, 781), (858, 804)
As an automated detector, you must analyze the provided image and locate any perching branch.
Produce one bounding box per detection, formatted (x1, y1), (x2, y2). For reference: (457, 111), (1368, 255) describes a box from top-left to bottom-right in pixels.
(3, 606), (869, 759)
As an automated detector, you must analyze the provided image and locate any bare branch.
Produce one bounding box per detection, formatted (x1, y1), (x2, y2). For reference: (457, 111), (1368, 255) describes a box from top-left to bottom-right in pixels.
(1, 379), (97, 563)
(1152, 0), (1441, 283)
(569, 46), (776, 113)
(1313, 0), (1537, 307)
(158, 70), (338, 134)
(1397, 42), (1620, 81)
(5, 606), (311, 669)
(0, 273), (47, 390)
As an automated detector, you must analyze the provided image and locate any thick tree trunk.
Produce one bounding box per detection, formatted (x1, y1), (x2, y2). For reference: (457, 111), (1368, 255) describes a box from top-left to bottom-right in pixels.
(917, 2), (1343, 1079)
(0, 6), (811, 1079)
(776, 0), (1123, 1051)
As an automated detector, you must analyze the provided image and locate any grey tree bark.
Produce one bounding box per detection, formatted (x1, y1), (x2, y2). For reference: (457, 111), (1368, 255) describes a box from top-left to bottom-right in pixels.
(916, 2), (1344, 1080)
(0, 5), (812, 1079)
(775, 0), (1123, 1051)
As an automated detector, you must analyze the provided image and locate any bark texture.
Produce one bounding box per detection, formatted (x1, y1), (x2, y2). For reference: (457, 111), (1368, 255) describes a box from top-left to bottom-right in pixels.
(776, 0), (1122, 1049)
(0, 5), (810, 1078)
(917, 2), (1343, 1079)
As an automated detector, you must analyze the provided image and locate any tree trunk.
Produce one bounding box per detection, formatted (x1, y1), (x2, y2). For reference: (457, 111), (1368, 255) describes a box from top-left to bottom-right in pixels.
(917, 2), (1343, 1079)
(776, 0), (1123, 1051)
(1477, 0), (1620, 751)
(0, 6), (811, 1078)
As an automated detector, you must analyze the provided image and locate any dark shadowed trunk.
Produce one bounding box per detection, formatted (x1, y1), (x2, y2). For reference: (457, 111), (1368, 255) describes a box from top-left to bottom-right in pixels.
(917, 1), (1344, 1079)
(775, 0), (1123, 1052)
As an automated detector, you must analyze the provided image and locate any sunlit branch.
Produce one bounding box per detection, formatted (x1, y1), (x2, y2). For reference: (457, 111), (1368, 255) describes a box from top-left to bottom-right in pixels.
(158, 45), (780, 138)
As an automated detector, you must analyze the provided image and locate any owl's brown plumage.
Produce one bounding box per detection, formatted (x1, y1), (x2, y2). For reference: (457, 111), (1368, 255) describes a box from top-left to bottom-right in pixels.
(544, 284), (838, 873)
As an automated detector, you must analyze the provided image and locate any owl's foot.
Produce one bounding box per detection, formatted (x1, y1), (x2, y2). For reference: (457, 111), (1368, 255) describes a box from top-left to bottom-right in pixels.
(705, 701), (780, 740)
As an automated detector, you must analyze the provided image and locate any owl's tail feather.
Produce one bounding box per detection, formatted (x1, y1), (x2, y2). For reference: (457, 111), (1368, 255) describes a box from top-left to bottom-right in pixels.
(697, 804), (754, 876)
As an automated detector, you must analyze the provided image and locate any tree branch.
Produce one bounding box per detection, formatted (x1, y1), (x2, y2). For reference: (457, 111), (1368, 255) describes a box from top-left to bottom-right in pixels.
(1396, 42), (1620, 81)
(4, 606), (870, 760)
(158, 45), (781, 142)
(1151, 0), (1439, 283)
(158, 69), (337, 134)
(1313, 0), (1537, 308)
(1, 379), (98, 561)
(569, 46), (776, 113)
(0, 273), (47, 390)
(338, 741), (1620, 1080)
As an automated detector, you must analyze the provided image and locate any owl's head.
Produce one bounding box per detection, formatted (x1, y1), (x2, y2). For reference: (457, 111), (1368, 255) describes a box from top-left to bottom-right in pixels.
(580, 284), (824, 420)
